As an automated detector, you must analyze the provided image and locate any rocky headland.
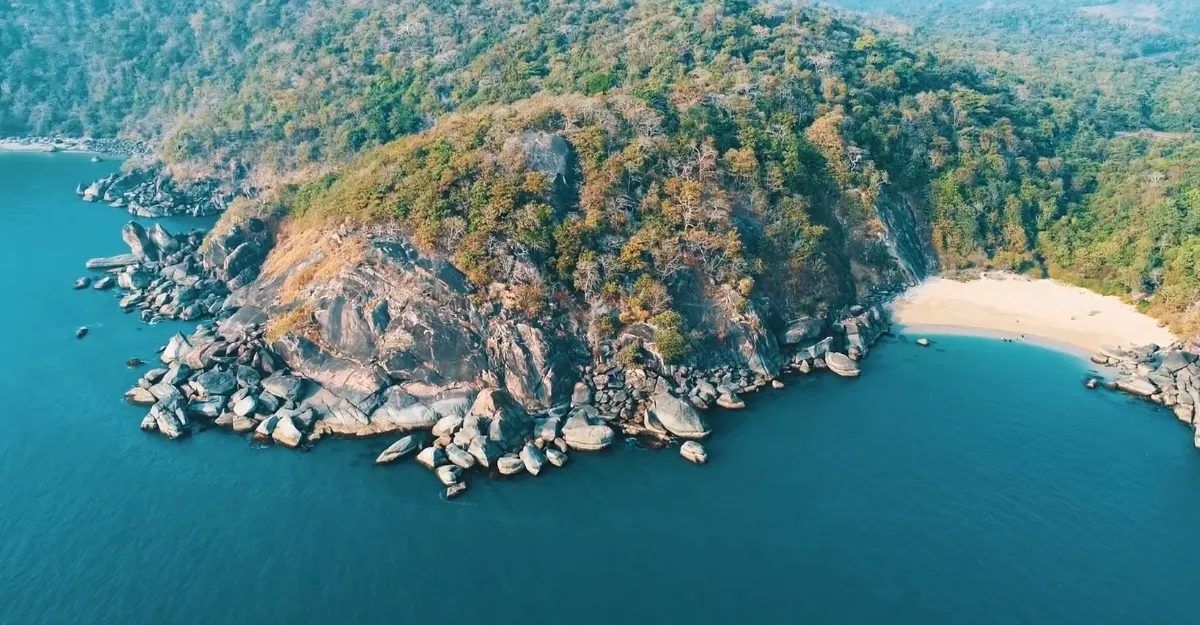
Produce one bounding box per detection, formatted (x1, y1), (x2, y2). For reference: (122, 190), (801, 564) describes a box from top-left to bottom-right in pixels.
(81, 203), (892, 499)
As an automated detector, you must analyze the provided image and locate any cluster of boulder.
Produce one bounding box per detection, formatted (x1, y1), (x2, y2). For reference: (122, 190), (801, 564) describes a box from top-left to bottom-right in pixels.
(125, 323), (310, 445)
(373, 388), (606, 499)
(77, 166), (228, 218)
(1091, 342), (1200, 447)
(781, 305), (890, 377)
(83, 222), (230, 324)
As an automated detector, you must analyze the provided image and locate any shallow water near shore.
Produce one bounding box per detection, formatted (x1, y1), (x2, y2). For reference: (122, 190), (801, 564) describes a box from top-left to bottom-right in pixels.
(4, 153), (1200, 624)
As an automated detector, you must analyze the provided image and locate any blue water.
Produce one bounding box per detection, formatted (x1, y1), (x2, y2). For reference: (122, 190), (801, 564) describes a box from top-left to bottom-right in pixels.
(3, 152), (1200, 624)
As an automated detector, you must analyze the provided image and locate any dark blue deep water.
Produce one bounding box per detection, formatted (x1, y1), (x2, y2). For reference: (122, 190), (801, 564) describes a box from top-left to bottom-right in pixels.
(3, 153), (1200, 624)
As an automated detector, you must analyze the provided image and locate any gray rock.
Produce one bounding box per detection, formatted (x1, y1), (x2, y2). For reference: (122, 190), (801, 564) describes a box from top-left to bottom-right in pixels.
(85, 254), (140, 270)
(545, 447), (568, 467)
(497, 454), (526, 476)
(371, 387), (440, 431)
(261, 373), (303, 402)
(194, 370), (236, 397)
(680, 441), (708, 464)
(432, 415), (464, 438)
(825, 352), (860, 377)
(161, 332), (192, 364)
(416, 446), (447, 470)
(445, 443), (476, 470)
(468, 436), (501, 468)
(648, 390), (711, 439)
(534, 416), (561, 443)
(151, 403), (186, 439)
(520, 443), (547, 475)
(716, 393), (745, 410)
(187, 396), (226, 419)
(161, 363), (191, 386)
(232, 416), (257, 433)
(148, 383), (183, 404)
(232, 395), (258, 417)
(436, 465), (462, 486)
(561, 409), (616, 451)
(571, 382), (592, 406)
(253, 415), (279, 442)
(74, 277), (92, 290)
(272, 416), (303, 448)
(75, 326), (89, 339)
(93, 276), (116, 290)
(122, 221), (157, 261)
(1116, 377), (1157, 397)
(445, 482), (468, 499)
(125, 387), (157, 405)
(143, 368), (168, 384)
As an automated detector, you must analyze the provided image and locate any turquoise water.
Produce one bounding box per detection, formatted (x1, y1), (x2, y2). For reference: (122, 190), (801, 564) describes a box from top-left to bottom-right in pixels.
(4, 152), (1200, 624)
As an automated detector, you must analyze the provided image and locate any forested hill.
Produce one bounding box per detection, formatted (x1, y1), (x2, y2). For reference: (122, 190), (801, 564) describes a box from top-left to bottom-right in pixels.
(826, 0), (1200, 134)
(3, 0), (1200, 337)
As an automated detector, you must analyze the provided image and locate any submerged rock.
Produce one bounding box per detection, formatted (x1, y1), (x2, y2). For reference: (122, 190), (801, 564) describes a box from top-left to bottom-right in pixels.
(445, 482), (468, 499)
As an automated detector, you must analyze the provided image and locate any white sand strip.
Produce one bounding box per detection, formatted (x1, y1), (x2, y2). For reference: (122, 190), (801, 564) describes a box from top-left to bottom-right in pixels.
(889, 273), (1177, 356)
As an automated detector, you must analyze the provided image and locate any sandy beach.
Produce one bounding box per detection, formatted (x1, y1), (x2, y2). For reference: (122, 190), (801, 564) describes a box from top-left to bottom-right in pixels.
(890, 273), (1177, 356)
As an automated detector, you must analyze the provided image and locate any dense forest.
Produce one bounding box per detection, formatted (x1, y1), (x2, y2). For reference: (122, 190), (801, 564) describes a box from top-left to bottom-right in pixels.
(2, 0), (1199, 336)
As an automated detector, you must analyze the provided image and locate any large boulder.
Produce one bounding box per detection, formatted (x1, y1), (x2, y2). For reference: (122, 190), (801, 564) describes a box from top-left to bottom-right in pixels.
(445, 443), (476, 470)
(272, 416), (303, 448)
(193, 370), (237, 397)
(161, 333), (192, 364)
(261, 373), (304, 402)
(680, 441), (708, 464)
(520, 442), (547, 476)
(825, 352), (860, 377)
(561, 408), (615, 451)
(121, 221), (157, 261)
(376, 433), (426, 464)
(1116, 377), (1157, 397)
(648, 389), (711, 439)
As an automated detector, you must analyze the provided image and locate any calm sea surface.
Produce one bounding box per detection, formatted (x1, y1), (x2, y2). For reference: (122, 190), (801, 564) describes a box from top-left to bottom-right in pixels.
(3, 152), (1200, 624)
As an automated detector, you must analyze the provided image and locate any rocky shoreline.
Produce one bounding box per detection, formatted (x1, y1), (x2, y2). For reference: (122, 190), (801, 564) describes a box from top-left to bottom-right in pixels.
(1090, 343), (1200, 448)
(73, 172), (1200, 497)
(77, 165), (232, 218)
(80, 213), (892, 499)
(1, 135), (150, 157)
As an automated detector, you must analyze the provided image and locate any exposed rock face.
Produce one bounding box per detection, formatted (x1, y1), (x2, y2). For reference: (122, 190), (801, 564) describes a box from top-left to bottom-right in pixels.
(782, 317), (824, 345)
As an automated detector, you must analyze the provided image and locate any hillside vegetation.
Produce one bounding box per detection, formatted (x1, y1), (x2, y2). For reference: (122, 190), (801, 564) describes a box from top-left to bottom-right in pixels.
(3, 0), (1200, 336)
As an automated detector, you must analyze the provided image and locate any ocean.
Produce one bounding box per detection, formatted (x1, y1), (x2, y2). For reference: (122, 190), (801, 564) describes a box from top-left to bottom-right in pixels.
(3, 152), (1199, 624)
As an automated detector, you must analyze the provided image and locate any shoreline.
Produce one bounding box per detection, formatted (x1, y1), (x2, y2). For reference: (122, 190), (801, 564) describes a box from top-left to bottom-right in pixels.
(888, 273), (1177, 356)
(891, 322), (1097, 360)
(0, 136), (149, 157)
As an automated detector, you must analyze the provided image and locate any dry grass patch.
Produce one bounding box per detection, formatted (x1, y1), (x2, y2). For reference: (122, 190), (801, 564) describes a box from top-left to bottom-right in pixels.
(267, 219), (368, 304)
